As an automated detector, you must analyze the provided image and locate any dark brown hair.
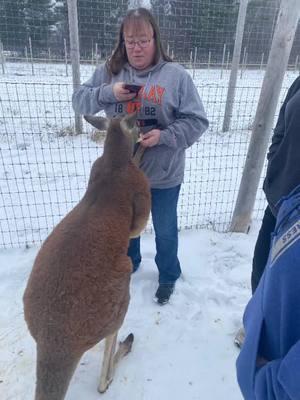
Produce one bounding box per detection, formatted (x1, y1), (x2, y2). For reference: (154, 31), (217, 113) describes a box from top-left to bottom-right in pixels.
(107, 8), (172, 75)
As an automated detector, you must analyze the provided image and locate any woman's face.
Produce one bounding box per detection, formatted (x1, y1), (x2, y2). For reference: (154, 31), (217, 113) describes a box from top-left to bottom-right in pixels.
(123, 21), (156, 70)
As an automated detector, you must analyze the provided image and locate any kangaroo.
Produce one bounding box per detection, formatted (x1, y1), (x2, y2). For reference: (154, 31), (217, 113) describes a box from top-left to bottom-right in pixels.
(23, 112), (151, 400)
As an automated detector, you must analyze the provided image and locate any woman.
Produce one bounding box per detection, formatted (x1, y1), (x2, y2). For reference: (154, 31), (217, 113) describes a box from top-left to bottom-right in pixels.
(72, 7), (209, 305)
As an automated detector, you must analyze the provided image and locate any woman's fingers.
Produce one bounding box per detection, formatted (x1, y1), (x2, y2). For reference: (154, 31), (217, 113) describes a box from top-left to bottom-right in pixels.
(113, 82), (137, 101)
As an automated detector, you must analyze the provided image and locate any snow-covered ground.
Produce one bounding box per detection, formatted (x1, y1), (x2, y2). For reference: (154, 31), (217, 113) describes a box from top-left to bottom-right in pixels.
(0, 224), (259, 400)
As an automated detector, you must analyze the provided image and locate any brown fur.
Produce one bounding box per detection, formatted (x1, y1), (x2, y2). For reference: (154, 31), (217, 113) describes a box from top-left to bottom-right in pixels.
(23, 114), (151, 400)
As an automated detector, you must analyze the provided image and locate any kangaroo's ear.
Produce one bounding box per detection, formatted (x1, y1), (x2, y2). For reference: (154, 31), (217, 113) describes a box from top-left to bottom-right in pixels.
(120, 112), (137, 132)
(84, 115), (109, 131)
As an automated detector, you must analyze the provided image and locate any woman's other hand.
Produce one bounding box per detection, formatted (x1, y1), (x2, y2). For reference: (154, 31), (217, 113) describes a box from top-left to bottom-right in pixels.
(140, 129), (161, 147)
(113, 82), (137, 102)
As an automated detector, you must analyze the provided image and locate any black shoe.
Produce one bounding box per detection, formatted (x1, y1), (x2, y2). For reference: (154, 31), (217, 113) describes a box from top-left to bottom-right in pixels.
(155, 283), (175, 305)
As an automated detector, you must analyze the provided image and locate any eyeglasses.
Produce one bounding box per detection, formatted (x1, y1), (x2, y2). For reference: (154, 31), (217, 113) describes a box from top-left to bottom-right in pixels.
(124, 37), (153, 49)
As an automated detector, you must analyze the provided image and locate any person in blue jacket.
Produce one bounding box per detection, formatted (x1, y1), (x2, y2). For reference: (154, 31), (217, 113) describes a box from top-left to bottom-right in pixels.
(235, 76), (300, 349)
(236, 184), (300, 400)
(251, 75), (300, 294)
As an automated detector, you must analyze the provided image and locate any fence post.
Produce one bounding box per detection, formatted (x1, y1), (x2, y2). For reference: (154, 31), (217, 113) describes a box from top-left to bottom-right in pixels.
(240, 47), (247, 78)
(67, 0), (83, 135)
(95, 43), (99, 64)
(220, 43), (226, 78)
(222, 0), (248, 132)
(230, 0), (300, 233)
(207, 50), (211, 71)
(25, 46), (28, 64)
(64, 38), (68, 76)
(29, 37), (34, 76)
(226, 50), (230, 70)
(294, 55), (299, 72)
(0, 41), (5, 74)
(193, 47), (197, 79)
(260, 52), (264, 70)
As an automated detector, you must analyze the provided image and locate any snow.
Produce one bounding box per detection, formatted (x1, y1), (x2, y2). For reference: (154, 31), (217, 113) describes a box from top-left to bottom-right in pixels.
(0, 224), (259, 400)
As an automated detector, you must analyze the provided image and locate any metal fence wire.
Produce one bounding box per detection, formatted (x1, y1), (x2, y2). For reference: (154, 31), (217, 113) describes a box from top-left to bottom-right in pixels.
(0, 0), (300, 248)
(1, 0), (300, 68)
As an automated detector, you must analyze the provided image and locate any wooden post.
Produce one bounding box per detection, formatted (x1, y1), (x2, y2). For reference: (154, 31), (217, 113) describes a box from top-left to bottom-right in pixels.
(29, 37), (34, 76)
(207, 50), (211, 70)
(260, 52), (264, 70)
(230, 0), (300, 233)
(25, 46), (28, 64)
(294, 55), (299, 72)
(222, 0), (249, 132)
(95, 43), (99, 64)
(226, 50), (230, 70)
(64, 38), (68, 76)
(240, 47), (247, 78)
(0, 41), (5, 74)
(193, 47), (197, 79)
(67, 0), (83, 135)
(220, 43), (226, 78)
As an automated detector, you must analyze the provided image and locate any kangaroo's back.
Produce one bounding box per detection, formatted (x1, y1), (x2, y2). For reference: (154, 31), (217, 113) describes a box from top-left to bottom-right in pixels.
(23, 113), (151, 400)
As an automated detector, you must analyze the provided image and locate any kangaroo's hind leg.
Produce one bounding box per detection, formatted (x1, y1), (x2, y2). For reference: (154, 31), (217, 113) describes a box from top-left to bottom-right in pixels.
(98, 331), (134, 393)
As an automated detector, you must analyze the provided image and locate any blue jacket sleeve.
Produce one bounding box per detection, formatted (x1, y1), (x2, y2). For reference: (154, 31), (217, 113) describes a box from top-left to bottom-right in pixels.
(254, 341), (300, 399)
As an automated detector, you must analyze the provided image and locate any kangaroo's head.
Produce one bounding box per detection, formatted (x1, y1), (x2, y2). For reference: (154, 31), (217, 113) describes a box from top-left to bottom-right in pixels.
(84, 113), (140, 154)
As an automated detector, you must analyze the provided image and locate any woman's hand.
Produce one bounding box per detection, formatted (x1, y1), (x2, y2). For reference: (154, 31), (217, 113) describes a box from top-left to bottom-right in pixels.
(140, 129), (161, 147)
(113, 82), (137, 102)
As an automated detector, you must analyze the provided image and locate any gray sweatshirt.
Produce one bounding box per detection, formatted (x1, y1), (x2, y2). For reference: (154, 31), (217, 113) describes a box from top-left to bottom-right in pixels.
(72, 60), (209, 189)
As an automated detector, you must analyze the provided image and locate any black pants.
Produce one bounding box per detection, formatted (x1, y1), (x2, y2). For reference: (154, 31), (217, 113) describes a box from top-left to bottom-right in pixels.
(251, 205), (276, 294)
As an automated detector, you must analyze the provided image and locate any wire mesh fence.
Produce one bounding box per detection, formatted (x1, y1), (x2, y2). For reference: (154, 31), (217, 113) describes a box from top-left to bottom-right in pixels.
(1, 0), (300, 70)
(1, 67), (297, 248)
(0, 0), (299, 248)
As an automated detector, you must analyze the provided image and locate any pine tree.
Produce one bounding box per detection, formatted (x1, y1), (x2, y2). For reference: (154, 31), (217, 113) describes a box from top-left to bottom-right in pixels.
(52, 0), (69, 57)
(24, 0), (56, 53)
(0, 0), (55, 54)
(78, 0), (129, 60)
(0, 0), (27, 53)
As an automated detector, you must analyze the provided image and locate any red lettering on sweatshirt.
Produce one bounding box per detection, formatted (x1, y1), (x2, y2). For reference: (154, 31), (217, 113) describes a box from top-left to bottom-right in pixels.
(156, 85), (165, 105)
(126, 101), (142, 114)
(147, 86), (157, 103)
(139, 85), (166, 105)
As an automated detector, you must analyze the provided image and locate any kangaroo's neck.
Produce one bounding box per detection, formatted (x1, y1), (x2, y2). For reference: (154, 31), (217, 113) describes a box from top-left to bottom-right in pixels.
(103, 128), (133, 168)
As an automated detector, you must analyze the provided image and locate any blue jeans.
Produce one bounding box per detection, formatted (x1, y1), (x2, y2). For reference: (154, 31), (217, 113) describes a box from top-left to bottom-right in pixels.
(127, 185), (182, 284)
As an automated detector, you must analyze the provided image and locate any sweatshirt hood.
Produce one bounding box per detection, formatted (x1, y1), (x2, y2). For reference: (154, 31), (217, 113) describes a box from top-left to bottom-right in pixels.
(123, 58), (168, 79)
